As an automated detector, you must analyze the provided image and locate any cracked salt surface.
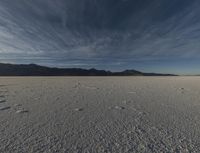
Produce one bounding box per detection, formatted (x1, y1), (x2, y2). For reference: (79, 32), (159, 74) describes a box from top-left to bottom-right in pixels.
(0, 77), (199, 153)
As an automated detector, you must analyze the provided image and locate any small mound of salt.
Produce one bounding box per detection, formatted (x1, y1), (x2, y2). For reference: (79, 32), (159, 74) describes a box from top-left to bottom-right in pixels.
(115, 106), (125, 110)
(16, 109), (29, 114)
(74, 108), (83, 111)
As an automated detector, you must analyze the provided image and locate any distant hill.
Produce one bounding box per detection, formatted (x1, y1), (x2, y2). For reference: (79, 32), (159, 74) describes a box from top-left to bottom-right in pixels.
(0, 63), (176, 76)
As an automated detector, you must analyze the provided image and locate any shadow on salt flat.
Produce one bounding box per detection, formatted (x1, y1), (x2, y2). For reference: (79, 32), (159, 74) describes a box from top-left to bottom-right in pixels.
(0, 100), (6, 103)
(0, 106), (11, 111)
(85, 86), (99, 90)
(0, 85), (7, 87)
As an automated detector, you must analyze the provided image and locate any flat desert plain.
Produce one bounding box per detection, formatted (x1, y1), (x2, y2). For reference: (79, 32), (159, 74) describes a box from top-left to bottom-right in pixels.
(0, 77), (200, 153)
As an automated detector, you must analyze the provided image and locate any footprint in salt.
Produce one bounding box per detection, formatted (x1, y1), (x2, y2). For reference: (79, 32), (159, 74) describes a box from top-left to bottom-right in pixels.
(0, 106), (11, 111)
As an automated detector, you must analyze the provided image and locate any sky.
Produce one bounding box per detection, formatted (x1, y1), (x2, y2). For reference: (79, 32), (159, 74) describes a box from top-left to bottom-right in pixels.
(0, 0), (200, 74)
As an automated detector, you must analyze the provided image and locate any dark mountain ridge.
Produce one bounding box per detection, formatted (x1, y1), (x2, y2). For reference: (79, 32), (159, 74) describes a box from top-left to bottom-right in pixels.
(0, 63), (176, 76)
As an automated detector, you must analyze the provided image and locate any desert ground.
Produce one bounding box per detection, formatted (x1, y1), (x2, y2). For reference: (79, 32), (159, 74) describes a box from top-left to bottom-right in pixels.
(0, 77), (200, 153)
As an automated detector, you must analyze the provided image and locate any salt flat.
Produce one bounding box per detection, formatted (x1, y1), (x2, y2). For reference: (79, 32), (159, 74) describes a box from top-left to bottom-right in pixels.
(0, 77), (200, 153)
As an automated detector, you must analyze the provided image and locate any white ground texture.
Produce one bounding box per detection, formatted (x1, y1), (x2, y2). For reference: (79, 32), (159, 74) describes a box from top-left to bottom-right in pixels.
(0, 77), (200, 153)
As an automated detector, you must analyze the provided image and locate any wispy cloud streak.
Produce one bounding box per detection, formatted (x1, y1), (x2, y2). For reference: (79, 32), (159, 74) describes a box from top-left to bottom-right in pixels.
(0, 0), (199, 72)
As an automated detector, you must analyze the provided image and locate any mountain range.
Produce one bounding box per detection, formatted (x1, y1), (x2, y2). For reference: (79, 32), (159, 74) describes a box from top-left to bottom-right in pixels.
(0, 63), (176, 76)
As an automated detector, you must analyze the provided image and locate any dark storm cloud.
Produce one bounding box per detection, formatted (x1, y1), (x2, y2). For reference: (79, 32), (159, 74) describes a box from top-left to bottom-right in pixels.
(0, 0), (200, 69)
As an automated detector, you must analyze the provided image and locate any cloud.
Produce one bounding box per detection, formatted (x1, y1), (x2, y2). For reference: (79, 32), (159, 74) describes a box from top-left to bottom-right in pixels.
(0, 0), (199, 70)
